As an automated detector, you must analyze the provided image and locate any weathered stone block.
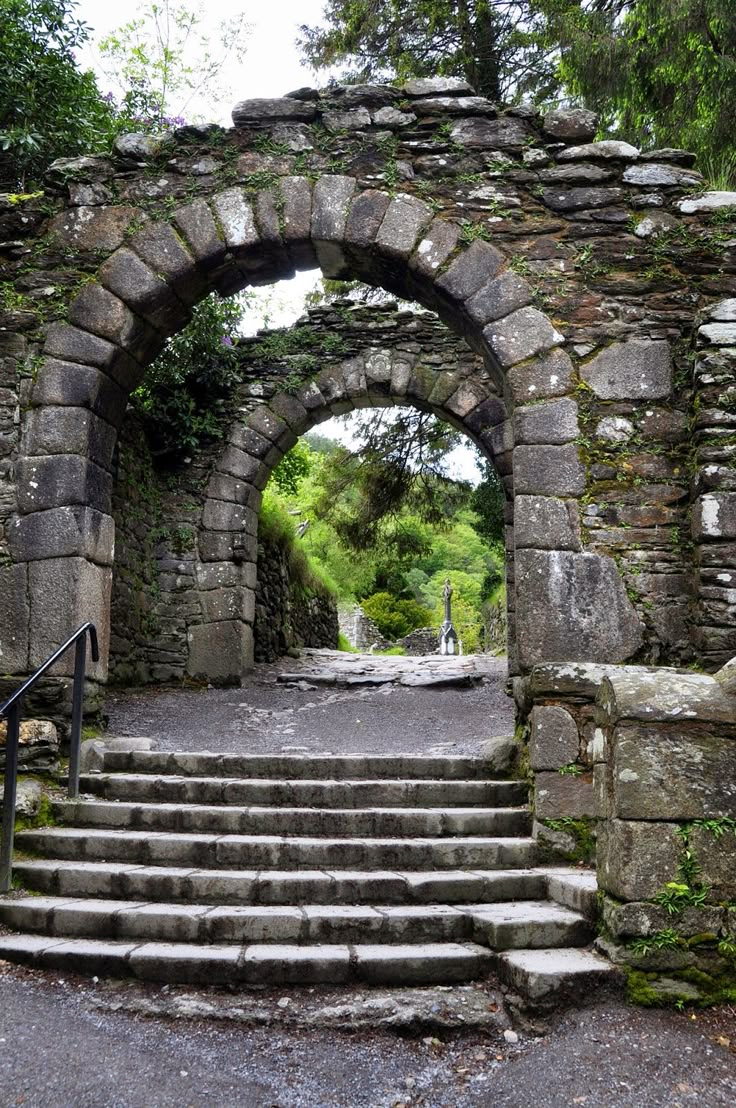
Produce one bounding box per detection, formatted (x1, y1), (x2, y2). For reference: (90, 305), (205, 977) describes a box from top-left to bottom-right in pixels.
(31, 360), (128, 426)
(47, 206), (139, 252)
(513, 444), (585, 496)
(602, 899), (724, 940)
(513, 398), (579, 445)
(312, 176), (357, 276)
(16, 455), (112, 514)
(68, 284), (158, 362)
(187, 620), (253, 681)
(129, 223), (202, 303)
(210, 189), (259, 252)
(232, 98), (316, 124)
(410, 219), (461, 279)
(515, 550), (643, 667)
(376, 195), (433, 260)
(246, 407), (290, 445)
(173, 200), (226, 270)
(598, 819), (682, 901)
(9, 506), (114, 566)
(24, 407), (117, 469)
(450, 117), (531, 148)
(534, 771), (595, 819)
(529, 705), (580, 770)
(28, 557), (111, 678)
(507, 349), (575, 404)
(679, 190), (736, 213)
(581, 340), (672, 399)
(201, 499), (249, 532)
(541, 187), (624, 211)
(402, 77), (473, 97)
(514, 495), (582, 552)
(0, 563), (29, 672)
(465, 272), (531, 327)
(557, 141), (640, 161)
(610, 722), (736, 820)
(484, 308), (565, 368)
(99, 248), (187, 334)
(542, 108), (598, 142)
(323, 108), (371, 131)
(692, 493), (736, 541)
(436, 240), (504, 301)
(267, 392), (309, 433)
(690, 826), (736, 898)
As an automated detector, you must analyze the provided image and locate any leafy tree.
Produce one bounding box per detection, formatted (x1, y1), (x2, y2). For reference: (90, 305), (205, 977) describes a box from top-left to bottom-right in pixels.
(0, 0), (116, 187)
(469, 457), (506, 548)
(541, 0), (736, 178)
(132, 292), (246, 458)
(299, 1), (559, 102)
(271, 439), (312, 496)
(98, 0), (250, 130)
(361, 591), (434, 638)
(313, 408), (472, 551)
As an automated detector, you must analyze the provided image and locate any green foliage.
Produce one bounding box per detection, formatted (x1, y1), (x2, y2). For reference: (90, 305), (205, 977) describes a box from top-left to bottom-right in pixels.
(270, 440), (312, 497)
(361, 591), (434, 639)
(98, 0), (250, 130)
(132, 292), (245, 458)
(628, 929), (687, 957)
(337, 632), (358, 652)
(541, 816), (596, 864)
(298, 1), (560, 102)
(0, 0), (117, 187)
(653, 881), (710, 915)
(543, 0), (736, 174)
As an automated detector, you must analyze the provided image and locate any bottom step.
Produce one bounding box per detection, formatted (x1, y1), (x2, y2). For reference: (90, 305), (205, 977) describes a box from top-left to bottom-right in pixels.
(495, 947), (619, 1004)
(0, 933), (490, 986)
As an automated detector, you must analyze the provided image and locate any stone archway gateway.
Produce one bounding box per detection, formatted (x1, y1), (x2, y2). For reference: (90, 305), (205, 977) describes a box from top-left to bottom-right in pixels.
(1, 78), (735, 690)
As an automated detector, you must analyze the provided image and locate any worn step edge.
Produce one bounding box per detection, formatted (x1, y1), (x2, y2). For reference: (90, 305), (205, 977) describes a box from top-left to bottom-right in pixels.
(15, 829), (538, 869)
(0, 933), (491, 986)
(12, 861), (549, 905)
(470, 900), (593, 951)
(54, 801), (531, 837)
(78, 774), (528, 808)
(492, 947), (620, 1004)
(0, 897), (532, 945)
(101, 753), (496, 780)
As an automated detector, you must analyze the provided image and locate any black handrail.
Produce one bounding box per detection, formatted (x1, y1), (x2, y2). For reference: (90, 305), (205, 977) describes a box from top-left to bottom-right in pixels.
(0, 622), (98, 892)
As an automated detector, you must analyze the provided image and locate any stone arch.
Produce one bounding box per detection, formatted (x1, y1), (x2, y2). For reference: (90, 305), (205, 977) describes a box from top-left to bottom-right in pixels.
(6, 84), (724, 689)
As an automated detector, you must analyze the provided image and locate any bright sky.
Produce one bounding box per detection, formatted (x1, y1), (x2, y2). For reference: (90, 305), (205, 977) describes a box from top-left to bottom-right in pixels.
(73, 0), (480, 482)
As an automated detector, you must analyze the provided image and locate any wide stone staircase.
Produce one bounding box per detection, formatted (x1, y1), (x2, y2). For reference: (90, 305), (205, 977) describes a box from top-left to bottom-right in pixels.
(0, 749), (614, 1004)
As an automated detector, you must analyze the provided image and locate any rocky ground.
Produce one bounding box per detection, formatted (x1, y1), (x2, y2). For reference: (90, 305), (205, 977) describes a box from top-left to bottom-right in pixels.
(103, 650), (515, 755)
(2, 652), (735, 1105)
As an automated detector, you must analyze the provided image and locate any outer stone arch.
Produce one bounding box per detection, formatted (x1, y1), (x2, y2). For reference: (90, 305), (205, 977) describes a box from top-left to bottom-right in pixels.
(13, 175), (596, 683)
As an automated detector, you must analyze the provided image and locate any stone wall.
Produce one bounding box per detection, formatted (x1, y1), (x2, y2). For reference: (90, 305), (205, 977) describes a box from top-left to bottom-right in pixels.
(1, 79), (735, 692)
(338, 604), (393, 652)
(110, 414), (337, 682)
(254, 534), (338, 663)
(401, 627), (439, 655)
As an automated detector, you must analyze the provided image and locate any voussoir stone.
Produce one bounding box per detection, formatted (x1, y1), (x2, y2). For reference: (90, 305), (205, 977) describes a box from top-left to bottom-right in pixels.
(483, 307), (565, 368)
(581, 340), (672, 399)
(542, 108), (598, 142)
(232, 98), (317, 124)
(436, 239), (504, 301)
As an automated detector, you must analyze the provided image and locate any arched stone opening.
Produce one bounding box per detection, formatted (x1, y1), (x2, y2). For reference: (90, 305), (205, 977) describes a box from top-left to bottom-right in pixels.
(3, 84), (728, 694)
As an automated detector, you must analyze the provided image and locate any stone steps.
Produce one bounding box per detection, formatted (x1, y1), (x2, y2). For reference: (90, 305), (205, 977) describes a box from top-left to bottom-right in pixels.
(0, 934), (492, 986)
(53, 800), (532, 837)
(15, 827), (538, 870)
(0, 896), (589, 947)
(78, 774), (527, 808)
(0, 749), (613, 1000)
(12, 861), (551, 905)
(101, 752), (493, 780)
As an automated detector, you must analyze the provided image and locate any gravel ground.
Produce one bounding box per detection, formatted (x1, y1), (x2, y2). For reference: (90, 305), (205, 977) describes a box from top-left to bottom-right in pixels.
(1, 962), (734, 1107)
(103, 654), (514, 755)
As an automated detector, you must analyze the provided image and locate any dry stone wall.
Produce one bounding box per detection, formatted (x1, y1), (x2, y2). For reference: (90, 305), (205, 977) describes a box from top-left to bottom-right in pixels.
(0, 78), (734, 693)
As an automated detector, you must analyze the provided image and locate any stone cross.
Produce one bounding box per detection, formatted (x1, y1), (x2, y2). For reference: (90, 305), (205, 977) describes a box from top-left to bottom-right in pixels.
(439, 577), (459, 656)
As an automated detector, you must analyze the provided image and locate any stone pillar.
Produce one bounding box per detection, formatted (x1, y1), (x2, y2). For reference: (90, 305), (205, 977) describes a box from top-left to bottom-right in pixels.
(594, 662), (736, 1003)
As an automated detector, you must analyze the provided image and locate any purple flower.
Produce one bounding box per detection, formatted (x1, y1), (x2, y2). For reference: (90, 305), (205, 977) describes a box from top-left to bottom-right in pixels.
(220, 335), (234, 347)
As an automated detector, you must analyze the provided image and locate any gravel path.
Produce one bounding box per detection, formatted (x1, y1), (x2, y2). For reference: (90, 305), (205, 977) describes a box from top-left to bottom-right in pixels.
(103, 653), (514, 755)
(1, 963), (734, 1107)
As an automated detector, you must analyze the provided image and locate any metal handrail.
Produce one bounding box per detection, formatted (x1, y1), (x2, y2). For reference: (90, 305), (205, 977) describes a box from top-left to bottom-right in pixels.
(0, 622), (98, 892)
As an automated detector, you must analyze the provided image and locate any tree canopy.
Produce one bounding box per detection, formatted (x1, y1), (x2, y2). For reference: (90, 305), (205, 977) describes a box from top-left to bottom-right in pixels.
(0, 0), (116, 187)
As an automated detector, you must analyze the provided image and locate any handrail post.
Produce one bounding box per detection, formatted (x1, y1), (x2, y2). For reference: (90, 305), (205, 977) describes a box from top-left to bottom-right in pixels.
(67, 634), (87, 801)
(0, 704), (21, 893)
